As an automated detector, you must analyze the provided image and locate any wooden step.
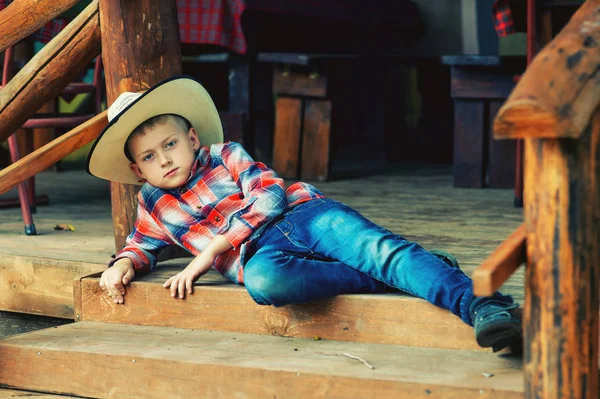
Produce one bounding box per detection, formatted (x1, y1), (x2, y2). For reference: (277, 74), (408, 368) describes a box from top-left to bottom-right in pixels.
(76, 263), (486, 352)
(0, 255), (104, 319)
(0, 322), (524, 399)
(0, 388), (81, 398)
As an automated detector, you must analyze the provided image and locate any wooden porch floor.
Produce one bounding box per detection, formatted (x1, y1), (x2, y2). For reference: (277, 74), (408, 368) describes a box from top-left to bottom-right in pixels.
(0, 164), (525, 304)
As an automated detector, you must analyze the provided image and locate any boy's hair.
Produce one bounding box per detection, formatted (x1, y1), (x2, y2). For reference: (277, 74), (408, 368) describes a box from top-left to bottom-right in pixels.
(124, 114), (192, 162)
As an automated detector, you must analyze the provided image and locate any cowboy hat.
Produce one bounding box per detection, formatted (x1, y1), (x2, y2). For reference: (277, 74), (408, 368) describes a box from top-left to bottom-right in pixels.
(86, 75), (223, 185)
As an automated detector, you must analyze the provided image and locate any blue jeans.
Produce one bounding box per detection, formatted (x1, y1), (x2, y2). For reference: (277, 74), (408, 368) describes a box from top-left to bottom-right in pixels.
(243, 198), (489, 325)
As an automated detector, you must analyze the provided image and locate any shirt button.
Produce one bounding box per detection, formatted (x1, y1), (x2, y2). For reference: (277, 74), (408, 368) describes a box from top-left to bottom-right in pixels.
(215, 216), (221, 222)
(178, 187), (186, 194)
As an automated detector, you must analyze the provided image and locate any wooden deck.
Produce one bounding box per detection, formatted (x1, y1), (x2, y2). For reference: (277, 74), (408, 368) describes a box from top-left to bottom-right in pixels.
(0, 164), (525, 313)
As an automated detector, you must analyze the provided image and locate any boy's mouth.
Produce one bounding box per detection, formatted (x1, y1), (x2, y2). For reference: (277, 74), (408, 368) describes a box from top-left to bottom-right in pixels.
(164, 168), (179, 177)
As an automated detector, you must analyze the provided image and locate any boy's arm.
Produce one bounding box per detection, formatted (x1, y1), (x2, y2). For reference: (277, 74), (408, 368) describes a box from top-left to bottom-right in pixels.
(163, 234), (232, 298)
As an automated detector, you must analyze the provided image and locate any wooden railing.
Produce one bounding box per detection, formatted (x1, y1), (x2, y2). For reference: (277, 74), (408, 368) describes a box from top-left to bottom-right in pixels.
(473, 0), (599, 397)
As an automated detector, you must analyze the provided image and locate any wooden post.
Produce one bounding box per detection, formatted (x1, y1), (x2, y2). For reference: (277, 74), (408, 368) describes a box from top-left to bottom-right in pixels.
(523, 112), (599, 399)
(99, 0), (182, 250)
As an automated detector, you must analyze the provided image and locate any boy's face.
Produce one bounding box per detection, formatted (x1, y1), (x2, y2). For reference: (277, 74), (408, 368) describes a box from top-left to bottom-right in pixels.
(128, 118), (200, 189)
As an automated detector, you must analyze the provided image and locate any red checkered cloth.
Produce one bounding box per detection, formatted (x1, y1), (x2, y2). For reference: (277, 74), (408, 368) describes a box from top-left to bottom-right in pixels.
(177, 0), (247, 53)
(0, 0), (67, 44)
(492, 0), (516, 36)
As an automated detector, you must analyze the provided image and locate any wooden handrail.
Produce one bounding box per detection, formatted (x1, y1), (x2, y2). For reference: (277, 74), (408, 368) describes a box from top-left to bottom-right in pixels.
(472, 223), (527, 297)
(0, 0), (101, 144)
(0, 111), (107, 196)
(494, 0), (600, 140)
(0, 0), (80, 53)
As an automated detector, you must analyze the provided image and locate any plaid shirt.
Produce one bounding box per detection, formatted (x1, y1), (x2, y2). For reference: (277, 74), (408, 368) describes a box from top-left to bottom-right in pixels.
(113, 142), (324, 284)
(492, 0), (515, 37)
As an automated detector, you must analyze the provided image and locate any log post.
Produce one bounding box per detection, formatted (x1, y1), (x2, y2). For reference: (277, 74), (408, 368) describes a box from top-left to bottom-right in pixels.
(491, 2), (600, 397)
(523, 112), (599, 399)
(99, 0), (182, 251)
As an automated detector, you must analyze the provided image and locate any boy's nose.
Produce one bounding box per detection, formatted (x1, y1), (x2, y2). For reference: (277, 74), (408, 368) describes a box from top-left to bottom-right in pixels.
(159, 155), (172, 166)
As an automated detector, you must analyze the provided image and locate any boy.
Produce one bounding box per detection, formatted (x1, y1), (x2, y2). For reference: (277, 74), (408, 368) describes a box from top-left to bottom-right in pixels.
(87, 76), (521, 352)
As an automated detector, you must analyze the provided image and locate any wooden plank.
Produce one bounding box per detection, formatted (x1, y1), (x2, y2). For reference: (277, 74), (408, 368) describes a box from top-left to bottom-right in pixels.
(472, 224), (526, 297)
(0, 0), (101, 144)
(272, 69), (327, 97)
(272, 97), (302, 179)
(0, 388), (77, 398)
(0, 322), (524, 399)
(523, 112), (599, 398)
(494, 0), (600, 139)
(0, 255), (105, 319)
(100, 0), (182, 251)
(488, 100), (516, 188)
(0, 111), (108, 196)
(78, 267), (485, 351)
(452, 100), (485, 188)
(449, 66), (517, 99)
(300, 99), (331, 181)
(0, 0), (80, 53)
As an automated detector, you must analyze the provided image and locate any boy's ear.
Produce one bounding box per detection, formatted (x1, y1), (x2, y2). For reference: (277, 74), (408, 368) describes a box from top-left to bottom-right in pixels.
(129, 162), (144, 179)
(188, 127), (200, 150)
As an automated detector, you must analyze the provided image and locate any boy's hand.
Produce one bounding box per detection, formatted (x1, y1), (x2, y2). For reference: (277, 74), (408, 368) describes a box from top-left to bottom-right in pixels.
(163, 252), (214, 299)
(99, 259), (135, 304)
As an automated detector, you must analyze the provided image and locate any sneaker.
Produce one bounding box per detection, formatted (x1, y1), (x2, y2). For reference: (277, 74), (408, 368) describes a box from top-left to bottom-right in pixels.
(430, 249), (460, 269)
(469, 297), (522, 352)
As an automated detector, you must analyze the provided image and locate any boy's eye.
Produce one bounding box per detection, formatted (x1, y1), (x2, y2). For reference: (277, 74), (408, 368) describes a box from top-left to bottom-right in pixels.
(142, 153), (154, 162)
(165, 140), (176, 149)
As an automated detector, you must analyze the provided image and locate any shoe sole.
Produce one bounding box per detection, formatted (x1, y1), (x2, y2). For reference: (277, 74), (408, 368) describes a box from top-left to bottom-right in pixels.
(476, 320), (522, 352)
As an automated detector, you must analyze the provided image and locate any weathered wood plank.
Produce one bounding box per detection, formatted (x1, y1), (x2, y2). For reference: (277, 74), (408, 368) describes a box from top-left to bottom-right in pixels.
(472, 223), (526, 297)
(0, 112), (108, 196)
(301, 99), (331, 181)
(494, 0), (600, 139)
(99, 0), (182, 251)
(523, 111), (599, 398)
(0, 388), (79, 398)
(272, 69), (327, 97)
(0, 322), (524, 399)
(0, 0), (101, 144)
(0, 0), (80, 53)
(272, 97), (302, 179)
(78, 267), (484, 351)
(0, 255), (105, 319)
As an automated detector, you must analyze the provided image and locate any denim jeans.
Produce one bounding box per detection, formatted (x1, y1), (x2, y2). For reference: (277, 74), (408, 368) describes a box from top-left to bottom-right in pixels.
(243, 198), (501, 325)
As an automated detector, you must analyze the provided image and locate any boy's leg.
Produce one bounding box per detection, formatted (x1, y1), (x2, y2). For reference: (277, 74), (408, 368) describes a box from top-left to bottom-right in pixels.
(243, 247), (387, 307)
(255, 198), (520, 350)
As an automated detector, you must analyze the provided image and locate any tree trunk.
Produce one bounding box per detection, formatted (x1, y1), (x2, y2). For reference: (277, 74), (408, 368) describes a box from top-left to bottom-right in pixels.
(98, 0), (182, 251)
(523, 111), (600, 399)
(0, 0), (101, 144)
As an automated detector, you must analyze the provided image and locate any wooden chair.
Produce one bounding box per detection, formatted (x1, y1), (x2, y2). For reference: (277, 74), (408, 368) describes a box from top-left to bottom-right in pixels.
(0, 45), (103, 235)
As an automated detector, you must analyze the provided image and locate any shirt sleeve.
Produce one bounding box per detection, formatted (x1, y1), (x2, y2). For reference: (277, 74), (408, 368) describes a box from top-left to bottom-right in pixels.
(109, 195), (174, 274)
(215, 141), (287, 248)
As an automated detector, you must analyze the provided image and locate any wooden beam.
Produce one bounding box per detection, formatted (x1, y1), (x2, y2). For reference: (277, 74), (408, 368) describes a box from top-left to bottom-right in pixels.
(77, 267), (484, 351)
(0, 255), (105, 319)
(0, 0), (101, 144)
(0, 111), (107, 196)
(494, 0), (600, 140)
(0, 0), (80, 53)
(99, 0), (182, 251)
(523, 111), (599, 398)
(0, 322), (525, 399)
(472, 223), (526, 297)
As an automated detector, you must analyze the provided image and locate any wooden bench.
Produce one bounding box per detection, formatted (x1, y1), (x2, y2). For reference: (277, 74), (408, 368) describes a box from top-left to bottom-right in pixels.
(441, 55), (526, 189)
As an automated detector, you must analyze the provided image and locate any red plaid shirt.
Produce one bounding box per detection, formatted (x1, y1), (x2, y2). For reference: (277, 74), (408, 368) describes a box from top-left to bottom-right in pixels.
(177, 0), (247, 53)
(112, 142), (324, 284)
(492, 0), (516, 36)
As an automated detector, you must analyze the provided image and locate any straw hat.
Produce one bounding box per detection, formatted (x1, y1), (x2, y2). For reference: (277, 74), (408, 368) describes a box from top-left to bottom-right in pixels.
(86, 76), (223, 185)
